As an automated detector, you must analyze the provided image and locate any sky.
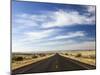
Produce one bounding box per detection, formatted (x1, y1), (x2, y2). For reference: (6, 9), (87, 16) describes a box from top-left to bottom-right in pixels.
(12, 0), (96, 52)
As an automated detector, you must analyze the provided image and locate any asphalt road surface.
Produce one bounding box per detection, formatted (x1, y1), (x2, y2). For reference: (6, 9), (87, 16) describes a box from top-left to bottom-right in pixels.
(12, 53), (96, 75)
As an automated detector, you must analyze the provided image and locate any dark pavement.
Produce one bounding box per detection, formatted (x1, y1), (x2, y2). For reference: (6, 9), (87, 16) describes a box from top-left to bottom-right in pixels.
(12, 53), (96, 75)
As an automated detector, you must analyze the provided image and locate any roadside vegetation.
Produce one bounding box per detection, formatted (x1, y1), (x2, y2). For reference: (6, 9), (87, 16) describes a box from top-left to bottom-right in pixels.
(12, 53), (54, 70)
(60, 50), (96, 66)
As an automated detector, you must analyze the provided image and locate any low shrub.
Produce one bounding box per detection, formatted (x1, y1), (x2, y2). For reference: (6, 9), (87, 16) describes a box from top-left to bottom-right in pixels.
(32, 55), (38, 58)
(75, 53), (82, 57)
(65, 53), (68, 55)
(12, 56), (23, 61)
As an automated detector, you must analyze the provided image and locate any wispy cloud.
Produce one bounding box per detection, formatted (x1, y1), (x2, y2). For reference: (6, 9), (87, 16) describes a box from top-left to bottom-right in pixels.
(22, 29), (56, 41)
(87, 6), (95, 14)
(12, 3), (96, 52)
(42, 9), (95, 28)
(13, 6), (95, 30)
(54, 31), (85, 40)
(12, 40), (95, 52)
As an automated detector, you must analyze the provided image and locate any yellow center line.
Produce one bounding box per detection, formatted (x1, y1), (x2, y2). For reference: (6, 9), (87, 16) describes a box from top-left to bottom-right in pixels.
(56, 65), (58, 69)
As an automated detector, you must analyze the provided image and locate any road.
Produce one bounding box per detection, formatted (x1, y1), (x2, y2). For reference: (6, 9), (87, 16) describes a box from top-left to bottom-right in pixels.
(12, 53), (96, 75)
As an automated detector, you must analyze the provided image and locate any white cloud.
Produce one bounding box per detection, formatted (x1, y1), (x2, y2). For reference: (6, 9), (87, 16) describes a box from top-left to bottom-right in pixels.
(12, 6), (96, 52)
(12, 28), (92, 52)
(87, 6), (95, 14)
(19, 30), (85, 43)
(13, 6), (95, 30)
(12, 40), (95, 52)
(14, 29), (58, 44)
(14, 18), (38, 27)
(54, 31), (85, 40)
(13, 13), (48, 30)
(12, 30), (91, 52)
(42, 9), (95, 28)
(24, 29), (55, 40)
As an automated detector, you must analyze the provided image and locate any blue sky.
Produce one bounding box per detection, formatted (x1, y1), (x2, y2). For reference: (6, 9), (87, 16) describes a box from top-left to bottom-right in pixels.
(12, 1), (96, 52)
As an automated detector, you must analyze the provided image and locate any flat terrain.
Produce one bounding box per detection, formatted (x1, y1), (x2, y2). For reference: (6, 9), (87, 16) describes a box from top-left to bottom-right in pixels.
(61, 50), (96, 65)
(12, 53), (54, 70)
(12, 53), (96, 75)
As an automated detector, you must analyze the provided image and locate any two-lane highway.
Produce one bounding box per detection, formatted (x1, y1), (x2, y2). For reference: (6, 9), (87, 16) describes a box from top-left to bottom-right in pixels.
(12, 53), (96, 75)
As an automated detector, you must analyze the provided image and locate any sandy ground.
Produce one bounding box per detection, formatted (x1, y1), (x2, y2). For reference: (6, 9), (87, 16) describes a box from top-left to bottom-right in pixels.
(12, 54), (55, 70)
(12, 50), (96, 70)
(59, 53), (96, 66)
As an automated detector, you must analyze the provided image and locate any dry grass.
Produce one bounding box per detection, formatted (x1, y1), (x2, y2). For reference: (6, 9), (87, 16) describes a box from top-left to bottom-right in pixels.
(60, 50), (96, 66)
(12, 53), (54, 70)
(12, 50), (96, 70)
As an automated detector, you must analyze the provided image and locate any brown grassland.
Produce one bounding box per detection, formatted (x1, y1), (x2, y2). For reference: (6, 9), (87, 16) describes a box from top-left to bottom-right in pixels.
(60, 50), (96, 66)
(12, 50), (96, 70)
